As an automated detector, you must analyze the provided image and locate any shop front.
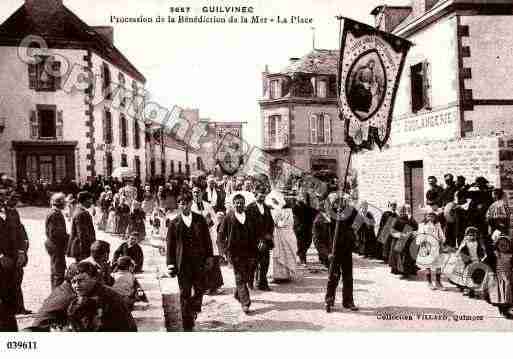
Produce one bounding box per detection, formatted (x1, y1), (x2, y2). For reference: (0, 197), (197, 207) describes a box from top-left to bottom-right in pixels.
(13, 141), (77, 183)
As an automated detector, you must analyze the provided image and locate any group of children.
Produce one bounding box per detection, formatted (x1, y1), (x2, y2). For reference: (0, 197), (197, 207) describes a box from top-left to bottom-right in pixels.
(413, 207), (513, 318)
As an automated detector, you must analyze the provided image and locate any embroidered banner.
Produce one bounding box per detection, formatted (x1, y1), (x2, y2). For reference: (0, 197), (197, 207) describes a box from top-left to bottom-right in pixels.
(338, 18), (412, 151)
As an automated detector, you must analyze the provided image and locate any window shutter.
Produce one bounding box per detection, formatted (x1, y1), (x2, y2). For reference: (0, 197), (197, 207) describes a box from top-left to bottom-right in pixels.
(30, 110), (38, 138)
(264, 116), (270, 146)
(310, 115), (317, 144)
(133, 119), (138, 149)
(56, 110), (63, 138)
(52, 61), (61, 90)
(324, 114), (332, 144)
(422, 61), (432, 110)
(102, 109), (107, 143)
(119, 114), (123, 146)
(125, 116), (130, 148)
(28, 64), (37, 89)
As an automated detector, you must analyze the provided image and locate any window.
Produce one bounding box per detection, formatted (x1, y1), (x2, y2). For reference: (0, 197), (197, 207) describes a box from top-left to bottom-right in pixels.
(170, 160), (175, 174)
(410, 61), (431, 113)
(316, 79), (327, 98)
(269, 79), (281, 99)
(310, 113), (332, 144)
(134, 156), (141, 179)
(118, 73), (126, 107)
(133, 118), (140, 149)
(103, 109), (113, 144)
(102, 63), (112, 100)
(161, 159), (166, 177)
(196, 157), (202, 171)
(105, 152), (113, 176)
(267, 115), (281, 146)
(121, 154), (128, 167)
(178, 161), (182, 174)
(37, 105), (57, 138)
(120, 114), (128, 147)
(28, 56), (61, 91)
(150, 159), (156, 177)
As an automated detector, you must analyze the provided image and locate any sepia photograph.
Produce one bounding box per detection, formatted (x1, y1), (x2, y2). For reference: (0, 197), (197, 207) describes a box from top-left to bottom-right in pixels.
(1, 0), (513, 353)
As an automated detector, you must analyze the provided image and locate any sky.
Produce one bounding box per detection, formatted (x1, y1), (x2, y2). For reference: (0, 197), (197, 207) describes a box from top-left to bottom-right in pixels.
(0, 0), (409, 146)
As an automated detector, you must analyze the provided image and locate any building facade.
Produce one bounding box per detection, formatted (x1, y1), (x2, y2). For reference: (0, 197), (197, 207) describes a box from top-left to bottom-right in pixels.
(259, 50), (351, 181)
(353, 0), (513, 220)
(0, 0), (147, 184)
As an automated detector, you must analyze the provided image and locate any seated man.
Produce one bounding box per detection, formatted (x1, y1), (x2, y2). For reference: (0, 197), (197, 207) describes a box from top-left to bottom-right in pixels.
(112, 256), (148, 311)
(112, 232), (144, 273)
(28, 262), (137, 332)
(82, 240), (115, 286)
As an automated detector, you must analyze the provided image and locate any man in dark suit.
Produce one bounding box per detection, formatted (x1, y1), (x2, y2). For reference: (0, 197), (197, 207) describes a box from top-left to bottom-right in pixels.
(66, 191), (96, 262)
(203, 175), (226, 213)
(325, 194), (359, 313)
(0, 189), (19, 330)
(166, 192), (213, 331)
(45, 192), (69, 289)
(3, 192), (30, 315)
(218, 193), (258, 314)
(246, 185), (275, 291)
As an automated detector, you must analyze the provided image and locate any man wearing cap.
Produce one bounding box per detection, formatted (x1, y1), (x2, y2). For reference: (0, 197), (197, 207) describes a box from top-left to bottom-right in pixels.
(2, 191), (31, 315)
(66, 191), (96, 262)
(246, 184), (275, 291)
(324, 193), (359, 312)
(45, 192), (69, 289)
(203, 175), (226, 213)
(426, 176), (443, 209)
(166, 193), (214, 331)
(82, 240), (114, 286)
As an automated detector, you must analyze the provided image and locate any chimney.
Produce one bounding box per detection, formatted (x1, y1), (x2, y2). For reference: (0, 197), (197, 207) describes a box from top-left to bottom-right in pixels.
(93, 26), (114, 44)
(371, 5), (412, 32)
(25, 0), (63, 17)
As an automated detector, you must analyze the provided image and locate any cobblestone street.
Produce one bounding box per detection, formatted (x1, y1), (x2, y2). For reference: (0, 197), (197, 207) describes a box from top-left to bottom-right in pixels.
(17, 206), (513, 331)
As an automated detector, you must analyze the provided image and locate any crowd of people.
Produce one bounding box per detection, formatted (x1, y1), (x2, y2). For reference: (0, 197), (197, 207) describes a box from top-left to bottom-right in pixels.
(349, 173), (513, 318)
(2, 170), (513, 332)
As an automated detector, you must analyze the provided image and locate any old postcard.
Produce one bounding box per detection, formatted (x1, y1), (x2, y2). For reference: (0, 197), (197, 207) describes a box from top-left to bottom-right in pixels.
(1, 0), (513, 349)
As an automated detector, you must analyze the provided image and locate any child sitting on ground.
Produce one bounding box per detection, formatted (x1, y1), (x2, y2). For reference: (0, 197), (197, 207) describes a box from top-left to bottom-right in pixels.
(112, 256), (148, 311)
(112, 231), (144, 273)
(66, 296), (103, 332)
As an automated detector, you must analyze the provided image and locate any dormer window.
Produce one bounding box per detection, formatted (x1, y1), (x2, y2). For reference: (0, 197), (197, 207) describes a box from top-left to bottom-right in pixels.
(269, 79), (281, 99)
(28, 56), (61, 92)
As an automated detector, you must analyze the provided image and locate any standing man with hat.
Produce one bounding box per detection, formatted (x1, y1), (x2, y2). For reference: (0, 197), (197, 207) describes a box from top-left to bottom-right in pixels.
(0, 189), (20, 330)
(166, 192), (214, 331)
(325, 193), (359, 313)
(67, 191), (96, 262)
(45, 192), (69, 290)
(3, 191), (31, 315)
(246, 184), (275, 291)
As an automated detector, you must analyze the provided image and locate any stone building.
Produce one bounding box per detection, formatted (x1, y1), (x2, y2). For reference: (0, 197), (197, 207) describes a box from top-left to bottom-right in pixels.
(353, 0), (513, 220)
(259, 50), (351, 182)
(0, 0), (147, 184)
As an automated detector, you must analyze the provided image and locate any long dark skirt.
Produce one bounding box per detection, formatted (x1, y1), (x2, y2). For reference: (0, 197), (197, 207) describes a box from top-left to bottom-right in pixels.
(205, 256), (224, 291)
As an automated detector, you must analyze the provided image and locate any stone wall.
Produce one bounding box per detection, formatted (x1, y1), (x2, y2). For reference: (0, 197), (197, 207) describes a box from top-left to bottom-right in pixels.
(353, 135), (500, 211)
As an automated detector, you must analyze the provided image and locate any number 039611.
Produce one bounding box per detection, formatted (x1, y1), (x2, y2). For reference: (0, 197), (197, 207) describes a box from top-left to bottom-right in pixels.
(6, 341), (37, 350)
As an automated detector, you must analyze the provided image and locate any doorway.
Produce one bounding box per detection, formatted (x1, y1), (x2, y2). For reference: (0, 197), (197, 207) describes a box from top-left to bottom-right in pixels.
(404, 160), (424, 222)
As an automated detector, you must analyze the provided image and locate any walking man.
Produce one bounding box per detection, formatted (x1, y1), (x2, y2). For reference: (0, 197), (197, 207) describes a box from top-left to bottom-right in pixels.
(45, 192), (69, 289)
(325, 194), (359, 313)
(66, 191), (96, 262)
(246, 185), (274, 291)
(166, 193), (213, 331)
(219, 194), (257, 314)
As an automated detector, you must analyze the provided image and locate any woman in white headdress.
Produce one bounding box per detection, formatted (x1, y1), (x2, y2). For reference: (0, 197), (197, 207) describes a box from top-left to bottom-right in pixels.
(266, 190), (298, 282)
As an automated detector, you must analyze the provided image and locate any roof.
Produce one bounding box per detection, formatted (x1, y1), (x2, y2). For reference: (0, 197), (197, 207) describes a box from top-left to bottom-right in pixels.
(280, 49), (339, 75)
(0, 5), (145, 83)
